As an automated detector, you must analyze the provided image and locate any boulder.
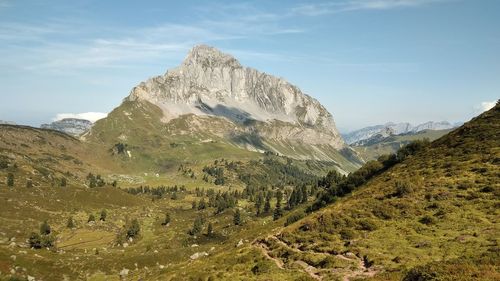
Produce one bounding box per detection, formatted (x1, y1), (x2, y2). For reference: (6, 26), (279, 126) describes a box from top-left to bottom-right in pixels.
(190, 252), (208, 260)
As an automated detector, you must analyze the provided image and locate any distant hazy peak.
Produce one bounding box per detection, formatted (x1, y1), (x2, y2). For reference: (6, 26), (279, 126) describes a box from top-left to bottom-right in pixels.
(41, 118), (93, 136)
(0, 120), (17, 125)
(344, 121), (458, 144)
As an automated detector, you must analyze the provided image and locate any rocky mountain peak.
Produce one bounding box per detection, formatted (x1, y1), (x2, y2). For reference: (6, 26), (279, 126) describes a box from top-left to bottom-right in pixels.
(182, 45), (242, 69)
(126, 45), (346, 151)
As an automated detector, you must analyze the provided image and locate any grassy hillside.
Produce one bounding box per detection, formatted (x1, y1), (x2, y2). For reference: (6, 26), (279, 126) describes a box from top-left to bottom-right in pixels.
(354, 129), (452, 161)
(0, 124), (120, 188)
(0, 123), (339, 280)
(85, 99), (361, 174)
(250, 102), (500, 280)
(1, 102), (497, 281)
(165, 103), (500, 280)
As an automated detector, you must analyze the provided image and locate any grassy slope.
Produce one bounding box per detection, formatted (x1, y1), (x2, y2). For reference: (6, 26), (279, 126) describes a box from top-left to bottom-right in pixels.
(354, 129), (452, 161)
(0, 122), (329, 280)
(176, 103), (500, 280)
(0, 124), (120, 186)
(265, 103), (499, 280)
(86, 99), (361, 174)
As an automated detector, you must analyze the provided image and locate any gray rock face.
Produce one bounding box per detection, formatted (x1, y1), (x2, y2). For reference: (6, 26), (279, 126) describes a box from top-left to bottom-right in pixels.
(127, 45), (345, 149)
(41, 118), (93, 136)
(344, 121), (456, 145)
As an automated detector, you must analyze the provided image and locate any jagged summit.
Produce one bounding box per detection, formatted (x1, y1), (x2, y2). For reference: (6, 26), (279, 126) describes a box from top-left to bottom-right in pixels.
(127, 45), (345, 149)
(182, 45), (242, 69)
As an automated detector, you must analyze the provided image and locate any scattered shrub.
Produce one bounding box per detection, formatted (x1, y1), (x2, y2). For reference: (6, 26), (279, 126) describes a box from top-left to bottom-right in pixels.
(339, 228), (356, 240)
(358, 219), (378, 231)
(285, 212), (305, 226)
(127, 219), (141, 238)
(67, 217), (75, 228)
(162, 212), (171, 225)
(100, 210), (107, 221)
(28, 232), (42, 249)
(395, 180), (414, 197)
(419, 215), (436, 225)
(251, 260), (271, 274)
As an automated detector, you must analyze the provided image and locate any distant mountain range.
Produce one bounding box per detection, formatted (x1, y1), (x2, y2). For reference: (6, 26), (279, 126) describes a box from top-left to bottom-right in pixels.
(41, 118), (93, 136)
(343, 121), (462, 145)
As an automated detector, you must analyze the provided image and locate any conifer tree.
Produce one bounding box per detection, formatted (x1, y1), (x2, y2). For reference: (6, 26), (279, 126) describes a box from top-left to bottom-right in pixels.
(67, 217), (75, 228)
(255, 192), (264, 215)
(100, 209), (107, 221)
(264, 195), (271, 213)
(7, 173), (14, 187)
(127, 219), (140, 238)
(233, 209), (241, 226)
(190, 216), (203, 235)
(207, 222), (213, 237)
(162, 212), (171, 225)
(40, 220), (51, 235)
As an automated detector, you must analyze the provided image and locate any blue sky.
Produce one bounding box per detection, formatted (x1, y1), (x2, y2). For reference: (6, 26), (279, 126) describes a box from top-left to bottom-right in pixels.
(0, 0), (498, 132)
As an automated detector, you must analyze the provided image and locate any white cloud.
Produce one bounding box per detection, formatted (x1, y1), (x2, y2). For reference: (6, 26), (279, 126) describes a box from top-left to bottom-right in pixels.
(480, 101), (496, 112)
(54, 112), (108, 123)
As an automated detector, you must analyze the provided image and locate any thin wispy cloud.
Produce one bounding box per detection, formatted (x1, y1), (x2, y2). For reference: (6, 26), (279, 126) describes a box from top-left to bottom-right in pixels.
(0, 0), (449, 74)
(292, 0), (449, 16)
(0, 11), (303, 73)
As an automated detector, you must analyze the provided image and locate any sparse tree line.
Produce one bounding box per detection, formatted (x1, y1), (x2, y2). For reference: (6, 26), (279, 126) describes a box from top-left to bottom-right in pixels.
(237, 157), (318, 190)
(309, 139), (431, 212)
(192, 188), (241, 212)
(202, 164), (225, 185)
(242, 184), (312, 218)
(86, 173), (106, 188)
(126, 184), (187, 200)
(2, 172), (68, 188)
